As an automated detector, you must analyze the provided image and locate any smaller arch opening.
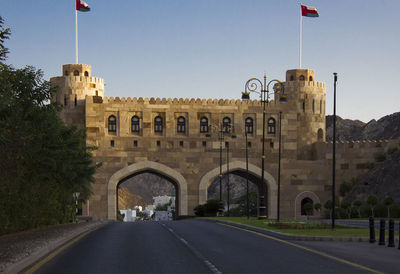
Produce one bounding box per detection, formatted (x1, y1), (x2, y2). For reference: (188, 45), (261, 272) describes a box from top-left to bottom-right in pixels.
(309, 76), (313, 81)
(301, 198), (313, 216)
(299, 75), (305, 81)
(200, 117), (209, 133)
(84, 71), (89, 77)
(267, 118), (276, 134)
(317, 128), (323, 140)
(290, 75), (294, 81)
(245, 117), (253, 134)
(108, 115), (117, 133)
(154, 116), (163, 133)
(73, 70), (79, 76)
(64, 70), (69, 76)
(222, 117), (231, 133)
(177, 116), (186, 134)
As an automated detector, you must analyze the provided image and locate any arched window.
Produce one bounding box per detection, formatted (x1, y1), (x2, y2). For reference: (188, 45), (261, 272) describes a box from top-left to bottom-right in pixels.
(131, 116), (140, 133)
(320, 100), (322, 113)
(317, 128), (323, 140)
(267, 118), (276, 134)
(200, 117), (209, 133)
(108, 115), (117, 133)
(245, 117), (253, 134)
(154, 116), (163, 133)
(290, 75), (294, 81)
(223, 117), (231, 133)
(74, 94), (77, 106)
(312, 99), (315, 113)
(64, 70), (69, 76)
(177, 116), (186, 133)
(299, 75), (305, 81)
(84, 71), (89, 76)
(301, 198), (314, 216)
(309, 76), (313, 81)
(73, 70), (79, 76)
(302, 100), (305, 112)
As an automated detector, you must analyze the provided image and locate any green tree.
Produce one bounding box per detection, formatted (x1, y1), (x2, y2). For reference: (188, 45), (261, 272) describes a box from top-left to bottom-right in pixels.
(303, 202), (313, 220)
(353, 200), (362, 218)
(324, 200), (332, 218)
(383, 196), (395, 218)
(366, 195), (378, 217)
(314, 203), (322, 215)
(0, 16), (11, 61)
(230, 191), (258, 217)
(340, 201), (352, 219)
(0, 18), (97, 234)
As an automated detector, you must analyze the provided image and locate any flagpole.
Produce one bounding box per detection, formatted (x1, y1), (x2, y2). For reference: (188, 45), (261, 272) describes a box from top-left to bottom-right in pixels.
(75, 9), (78, 64)
(299, 4), (302, 68)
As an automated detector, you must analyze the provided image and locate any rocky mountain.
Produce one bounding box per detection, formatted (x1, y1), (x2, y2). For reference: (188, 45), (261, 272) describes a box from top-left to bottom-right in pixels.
(118, 173), (174, 208)
(326, 112), (400, 141)
(118, 187), (146, 209)
(346, 148), (400, 202)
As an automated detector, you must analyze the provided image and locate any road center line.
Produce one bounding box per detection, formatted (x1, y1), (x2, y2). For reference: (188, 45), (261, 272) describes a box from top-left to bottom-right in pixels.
(160, 223), (222, 274)
(217, 223), (383, 274)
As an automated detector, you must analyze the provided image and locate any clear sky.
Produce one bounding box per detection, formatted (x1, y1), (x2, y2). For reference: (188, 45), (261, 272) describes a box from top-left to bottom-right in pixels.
(2, 0), (399, 122)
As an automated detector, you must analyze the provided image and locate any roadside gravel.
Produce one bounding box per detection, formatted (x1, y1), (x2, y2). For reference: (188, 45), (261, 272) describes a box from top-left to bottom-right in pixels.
(0, 221), (107, 273)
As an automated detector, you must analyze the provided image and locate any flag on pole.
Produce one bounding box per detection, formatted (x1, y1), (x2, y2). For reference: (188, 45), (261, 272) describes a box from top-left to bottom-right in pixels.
(301, 5), (319, 17)
(76, 0), (91, 12)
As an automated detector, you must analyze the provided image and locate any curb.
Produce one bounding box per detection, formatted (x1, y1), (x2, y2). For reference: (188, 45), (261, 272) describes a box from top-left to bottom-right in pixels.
(201, 219), (370, 242)
(3, 221), (109, 274)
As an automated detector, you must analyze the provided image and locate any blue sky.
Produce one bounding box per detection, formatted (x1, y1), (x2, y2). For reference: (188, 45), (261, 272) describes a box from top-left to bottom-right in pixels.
(2, 0), (399, 122)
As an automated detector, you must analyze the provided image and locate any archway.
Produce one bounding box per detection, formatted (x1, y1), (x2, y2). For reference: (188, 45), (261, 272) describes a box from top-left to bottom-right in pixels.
(294, 191), (321, 220)
(199, 161), (277, 219)
(108, 161), (188, 220)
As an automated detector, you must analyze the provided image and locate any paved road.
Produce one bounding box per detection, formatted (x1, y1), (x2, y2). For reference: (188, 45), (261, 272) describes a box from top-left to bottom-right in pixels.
(34, 220), (386, 274)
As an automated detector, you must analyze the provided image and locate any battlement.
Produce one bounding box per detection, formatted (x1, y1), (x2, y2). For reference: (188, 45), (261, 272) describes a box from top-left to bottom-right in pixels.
(94, 96), (284, 107)
(284, 81), (325, 89)
(317, 138), (400, 152)
(51, 75), (104, 84)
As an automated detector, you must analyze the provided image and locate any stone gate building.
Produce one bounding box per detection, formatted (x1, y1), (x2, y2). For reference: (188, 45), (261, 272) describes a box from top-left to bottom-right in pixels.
(51, 64), (397, 220)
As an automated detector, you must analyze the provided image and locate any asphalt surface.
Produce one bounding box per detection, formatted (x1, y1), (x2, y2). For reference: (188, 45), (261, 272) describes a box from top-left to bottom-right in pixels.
(34, 220), (390, 274)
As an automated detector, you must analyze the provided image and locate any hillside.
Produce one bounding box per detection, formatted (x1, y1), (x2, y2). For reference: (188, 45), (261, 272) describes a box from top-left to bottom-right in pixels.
(326, 112), (400, 141)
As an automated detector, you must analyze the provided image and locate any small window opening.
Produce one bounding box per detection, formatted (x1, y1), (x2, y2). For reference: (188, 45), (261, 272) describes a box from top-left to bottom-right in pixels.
(155, 116), (163, 133)
(267, 118), (276, 134)
(223, 117), (231, 133)
(64, 95), (68, 106)
(74, 70), (79, 76)
(299, 75), (305, 81)
(309, 76), (313, 81)
(225, 141), (229, 148)
(157, 140), (161, 147)
(290, 75), (294, 81)
(95, 90), (99, 96)
(133, 140), (138, 147)
(312, 99), (315, 113)
(202, 141), (207, 147)
(247, 142), (252, 148)
(74, 95), (77, 106)
(110, 140), (115, 147)
(302, 100), (305, 112)
(179, 141), (184, 147)
(270, 142), (274, 148)
(64, 70), (69, 76)
(84, 71), (89, 76)
(320, 100), (322, 114)
(108, 115), (117, 133)
(200, 117), (209, 133)
(177, 116), (186, 133)
(245, 117), (253, 134)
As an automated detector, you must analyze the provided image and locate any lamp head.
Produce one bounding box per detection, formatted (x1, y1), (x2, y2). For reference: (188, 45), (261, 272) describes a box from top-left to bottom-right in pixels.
(279, 94), (288, 103)
(241, 92), (250, 101)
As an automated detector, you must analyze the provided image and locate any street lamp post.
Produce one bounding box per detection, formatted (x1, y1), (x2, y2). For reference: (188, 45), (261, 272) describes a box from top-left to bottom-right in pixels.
(277, 111), (282, 221)
(332, 72), (338, 230)
(226, 141), (230, 216)
(242, 74), (286, 219)
(245, 130), (249, 219)
(73, 192), (80, 223)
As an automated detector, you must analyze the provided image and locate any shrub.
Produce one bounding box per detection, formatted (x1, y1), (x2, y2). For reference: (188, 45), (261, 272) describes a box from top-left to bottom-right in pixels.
(374, 152), (386, 162)
(194, 204), (205, 217)
(387, 146), (398, 155)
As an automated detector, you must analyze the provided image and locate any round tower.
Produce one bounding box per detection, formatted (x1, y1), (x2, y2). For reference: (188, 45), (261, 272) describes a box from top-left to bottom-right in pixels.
(284, 69), (326, 159)
(50, 64), (105, 127)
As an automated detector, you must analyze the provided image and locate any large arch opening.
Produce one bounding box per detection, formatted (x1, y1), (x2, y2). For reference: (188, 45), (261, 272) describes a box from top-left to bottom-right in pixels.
(199, 161), (277, 218)
(108, 161), (188, 220)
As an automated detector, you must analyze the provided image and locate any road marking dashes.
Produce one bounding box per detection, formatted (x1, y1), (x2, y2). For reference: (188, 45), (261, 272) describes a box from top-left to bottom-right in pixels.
(160, 223), (222, 274)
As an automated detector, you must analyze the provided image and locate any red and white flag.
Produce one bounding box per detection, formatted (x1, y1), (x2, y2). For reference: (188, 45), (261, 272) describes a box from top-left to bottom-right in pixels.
(76, 0), (90, 12)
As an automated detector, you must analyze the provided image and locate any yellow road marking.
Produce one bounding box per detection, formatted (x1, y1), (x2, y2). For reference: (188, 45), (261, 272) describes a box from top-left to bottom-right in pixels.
(24, 228), (95, 274)
(217, 222), (383, 274)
